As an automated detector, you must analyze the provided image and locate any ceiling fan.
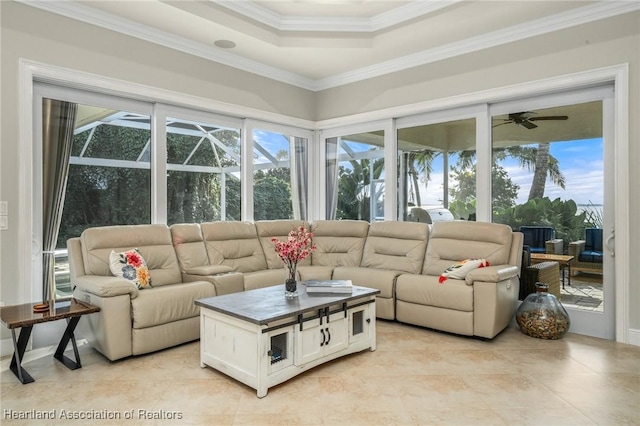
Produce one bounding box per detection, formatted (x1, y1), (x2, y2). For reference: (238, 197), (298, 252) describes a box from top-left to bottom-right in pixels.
(493, 111), (569, 129)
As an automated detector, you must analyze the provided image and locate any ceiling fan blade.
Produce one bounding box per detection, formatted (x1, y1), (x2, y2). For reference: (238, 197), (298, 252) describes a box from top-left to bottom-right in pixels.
(521, 120), (538, 129)
(528, 115), (569, 121)
(492, 121), (512, 128)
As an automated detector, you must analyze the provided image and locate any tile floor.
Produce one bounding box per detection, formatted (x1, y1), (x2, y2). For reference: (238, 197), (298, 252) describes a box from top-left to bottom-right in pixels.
(1, 320), (639, 425)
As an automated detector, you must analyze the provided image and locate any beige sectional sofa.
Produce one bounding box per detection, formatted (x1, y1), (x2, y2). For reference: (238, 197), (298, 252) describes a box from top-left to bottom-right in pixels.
(68, 219), (523, 361)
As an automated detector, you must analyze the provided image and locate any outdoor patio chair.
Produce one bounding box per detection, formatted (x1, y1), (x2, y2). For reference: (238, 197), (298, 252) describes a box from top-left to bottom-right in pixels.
(519, 225), (563, 254)
(569, 228), (603, 276)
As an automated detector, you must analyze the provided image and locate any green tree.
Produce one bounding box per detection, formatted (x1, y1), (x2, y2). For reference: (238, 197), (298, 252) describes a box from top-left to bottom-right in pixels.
(494, 197), (587, 250)
(335, 157), (384, 221)
(448, 162), (520, 220)
(253, 175), (292, 220)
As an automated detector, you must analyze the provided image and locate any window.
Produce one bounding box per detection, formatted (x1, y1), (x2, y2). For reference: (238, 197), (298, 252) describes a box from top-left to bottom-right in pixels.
(35, 86), (312, 299)
(54, 103), (153, 297)
(166, 117), (241, 223)
(325, 130), (385, 221)
(491, 102), (604, 240)
(397, 118), (477, 222)
(252, 129), (309, 220)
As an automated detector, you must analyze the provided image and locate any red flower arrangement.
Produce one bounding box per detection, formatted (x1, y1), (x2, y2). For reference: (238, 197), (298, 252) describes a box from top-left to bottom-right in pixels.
(271, 226), (316, 282)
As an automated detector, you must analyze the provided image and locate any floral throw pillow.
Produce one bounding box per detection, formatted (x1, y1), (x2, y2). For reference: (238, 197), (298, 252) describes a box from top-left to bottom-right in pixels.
(109, 248), (153, 289)
(438, 258), (490, 284)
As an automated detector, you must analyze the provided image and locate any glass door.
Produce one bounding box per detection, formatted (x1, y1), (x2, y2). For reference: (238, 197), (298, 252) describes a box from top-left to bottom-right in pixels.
(397, 117), (477, 223)
(324, 130), (386, 221)
(490, 87), (615, 339)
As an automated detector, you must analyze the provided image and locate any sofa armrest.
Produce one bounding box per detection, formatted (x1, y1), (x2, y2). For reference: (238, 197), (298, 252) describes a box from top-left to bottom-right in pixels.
(568, 240), (585, 257)
(465, 265), (519, 285)
(74, 275), (139, 299)
(545, 238), (564, 254)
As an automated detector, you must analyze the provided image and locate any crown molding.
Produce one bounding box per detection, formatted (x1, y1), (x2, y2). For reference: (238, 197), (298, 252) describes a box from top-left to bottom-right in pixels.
(216, 0), (461, 32)
(17, 1), (640, 92)
(17, 0), (319, 90)
(314, 1), (640, 90)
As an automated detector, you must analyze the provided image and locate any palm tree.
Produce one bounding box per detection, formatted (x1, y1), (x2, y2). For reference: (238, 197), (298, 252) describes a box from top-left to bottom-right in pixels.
(415, 143), (565, 203)
(504, 144), (565, 200)
(406, 150), (439, 207)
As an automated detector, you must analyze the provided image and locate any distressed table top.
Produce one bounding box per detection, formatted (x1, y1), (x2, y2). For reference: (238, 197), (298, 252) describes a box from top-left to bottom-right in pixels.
(196, 284), (379, 325)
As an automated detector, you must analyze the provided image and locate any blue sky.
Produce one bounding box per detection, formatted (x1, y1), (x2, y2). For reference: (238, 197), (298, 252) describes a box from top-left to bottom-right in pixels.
(253, 129), (604, 208)
(421, 138), (604, 207)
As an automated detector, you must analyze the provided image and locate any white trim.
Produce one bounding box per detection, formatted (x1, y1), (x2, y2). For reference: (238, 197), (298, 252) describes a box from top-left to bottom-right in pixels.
(383, 119), (397, 221)
(315, 2), (640, 90)
(18, 60), (35, 305)
(17, 0), (317, 90)
(317, 65), (631, 129)
(22, 60), (315, 130)
(475, 105), (492, 223)
(628, 329), (640, 347)
(1, 339), (89, 369)
(152, 105), (167, 225)
(217, 0), (461, 33)
(613, 64), (630, 345)
(16, 1), (639, 91)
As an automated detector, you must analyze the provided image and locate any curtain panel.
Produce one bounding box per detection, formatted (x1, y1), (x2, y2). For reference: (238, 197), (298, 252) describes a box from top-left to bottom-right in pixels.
(42, 99), (78, 302)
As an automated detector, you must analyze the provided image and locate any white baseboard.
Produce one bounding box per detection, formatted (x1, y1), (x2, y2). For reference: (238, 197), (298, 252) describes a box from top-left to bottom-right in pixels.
(626, 328), (640, 347)
(1, 339), (88, 372)
(1, 337), (17, 358)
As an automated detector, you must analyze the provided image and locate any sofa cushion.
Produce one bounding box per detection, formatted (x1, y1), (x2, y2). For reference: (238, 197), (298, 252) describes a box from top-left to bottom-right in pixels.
(255, 220), (311, 269)
(579, 250), (603, 263)
(360, 221), (429, 274)
(244, 269), (287, 291)
(170, 223), (209, 273)
(396, 274), (473, 312)
(80, 224), (182, 287)
(423, 221), (512, 276)
(200, 221), (268, 273)
(297, 265), (334, 281)
(130, 281), (215, 329)
(310, 220), (369, 267)
(109, 248), (153, 289)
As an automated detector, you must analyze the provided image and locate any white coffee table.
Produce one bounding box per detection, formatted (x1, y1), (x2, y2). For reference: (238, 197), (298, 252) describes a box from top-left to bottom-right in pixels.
(195, 284), (379, 397)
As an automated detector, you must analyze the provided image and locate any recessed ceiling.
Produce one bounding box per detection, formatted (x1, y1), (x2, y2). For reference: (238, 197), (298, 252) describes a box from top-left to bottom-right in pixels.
(21, 1), (640, 90)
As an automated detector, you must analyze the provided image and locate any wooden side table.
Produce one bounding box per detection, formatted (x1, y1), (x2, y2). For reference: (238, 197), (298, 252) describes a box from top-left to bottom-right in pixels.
(0, 299), (100, 384)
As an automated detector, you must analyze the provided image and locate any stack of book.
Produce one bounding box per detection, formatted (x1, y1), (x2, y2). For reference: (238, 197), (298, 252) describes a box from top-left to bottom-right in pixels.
(305, 279), (353, 294)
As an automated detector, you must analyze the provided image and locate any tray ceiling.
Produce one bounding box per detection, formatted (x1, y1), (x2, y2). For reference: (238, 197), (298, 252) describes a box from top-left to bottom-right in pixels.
(20, 1), (640, 90)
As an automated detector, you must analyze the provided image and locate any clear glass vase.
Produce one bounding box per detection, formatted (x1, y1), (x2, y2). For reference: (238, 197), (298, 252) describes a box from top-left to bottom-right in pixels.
(284, 266), (298, 299)
(516, 282), (570, 339)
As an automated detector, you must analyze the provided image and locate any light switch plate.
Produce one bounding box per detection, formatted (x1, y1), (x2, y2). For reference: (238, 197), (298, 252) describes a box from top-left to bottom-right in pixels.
(0, 216), (7, 230)
(0, 201), (7, 215)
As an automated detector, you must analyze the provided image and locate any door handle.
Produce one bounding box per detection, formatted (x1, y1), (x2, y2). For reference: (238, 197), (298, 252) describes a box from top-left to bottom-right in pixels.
(606, 227), (615, 257)
(320, 328), (325, 346)
(326, 327), (331, 345)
